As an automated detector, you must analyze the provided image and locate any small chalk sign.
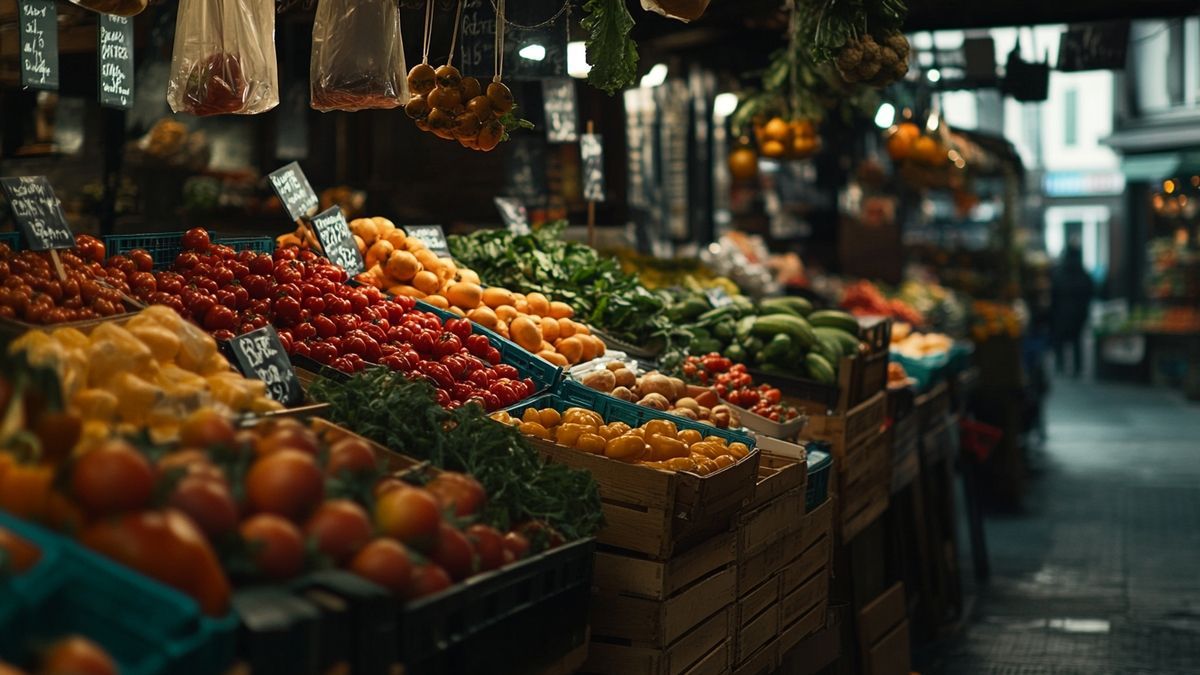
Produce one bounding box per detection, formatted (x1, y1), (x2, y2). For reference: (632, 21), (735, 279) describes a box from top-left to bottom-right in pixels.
(494, 197), (530, 235)
(228, 326), (303, 406)
(268, 162), (320, 222)
(0, 176), (74, 251)
(98, 15), (134, 109)
(18, 0), (58, 91)
(404, 225), (451, 258)
(311, 206), (364, 275)
(581, 133), (605, 203)
(704, 287), (733, 308)
(542, 78), (578, 143)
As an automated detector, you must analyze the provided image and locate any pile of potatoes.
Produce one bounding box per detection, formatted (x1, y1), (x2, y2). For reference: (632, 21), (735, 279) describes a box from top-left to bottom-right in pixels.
(579, 362), (739, 429)
(492, 406), (750, 475)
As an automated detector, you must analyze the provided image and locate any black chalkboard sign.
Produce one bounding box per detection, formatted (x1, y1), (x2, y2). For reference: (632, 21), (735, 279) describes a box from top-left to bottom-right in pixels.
(542, 78), (578, 143)
(458, 0), (568, 80)
(1057, 21), (1129, 72)
(705, 287), (733, 309)
(0, 176), (74, 250)
(269, 162), (320, 221)
(580, 133), (605, 202)
(404, 225), (451, 258)
(228, 326), (303, 406)
(18, 0), (58, 91)
(494, 197), (529, 234)
(98, 14), (134, 109)
(311, 206), (365, 275)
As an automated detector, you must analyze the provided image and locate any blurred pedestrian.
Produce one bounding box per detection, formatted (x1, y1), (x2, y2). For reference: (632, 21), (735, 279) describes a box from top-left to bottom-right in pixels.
(1050, 243), (1093, 377)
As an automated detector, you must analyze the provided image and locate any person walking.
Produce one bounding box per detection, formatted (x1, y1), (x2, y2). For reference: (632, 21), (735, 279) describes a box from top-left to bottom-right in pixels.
(1050, 243), (1094, 377)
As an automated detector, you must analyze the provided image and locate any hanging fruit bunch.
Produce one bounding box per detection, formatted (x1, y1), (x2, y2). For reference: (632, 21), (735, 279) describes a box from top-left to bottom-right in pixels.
(799, 0), (910, 88)
(753, 117), (821, 160)
(405, 0), (531, 152)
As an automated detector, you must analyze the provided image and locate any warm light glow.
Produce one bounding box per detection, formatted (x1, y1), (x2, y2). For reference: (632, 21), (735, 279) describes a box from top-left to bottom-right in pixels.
(567, 41), (591, 78)
(640, 63), (669, 88)
(1163, 179), (1176, 194)
(518, 43), (546, 61)
(927, 69), (942, 83)
(874, 102), (896, 128)
(713, 93), (739, 117)
(926, 114), (940, 132)
(1192, 175), (1200, 187)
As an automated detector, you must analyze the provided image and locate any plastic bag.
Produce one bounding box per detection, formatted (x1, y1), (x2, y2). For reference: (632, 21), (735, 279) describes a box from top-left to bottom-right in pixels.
(69, 0), (148, 16)
(310, 0), (408, 112)
(167, 0), (279, 116)
(640, 0), (710, 22)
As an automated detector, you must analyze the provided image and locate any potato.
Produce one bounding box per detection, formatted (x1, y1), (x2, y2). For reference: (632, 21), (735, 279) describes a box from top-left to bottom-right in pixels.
(582, 369), (617, 393)
(668, 377), (687, 400)
(674, 397), (700, 412)
(638, 373), (675, 401)
(612, 386), (636, 402)
(671, 406), (698, 419)
(613, 368), (637, 389)
(605, 360), (625, 372)
(638, 393), (670, 410)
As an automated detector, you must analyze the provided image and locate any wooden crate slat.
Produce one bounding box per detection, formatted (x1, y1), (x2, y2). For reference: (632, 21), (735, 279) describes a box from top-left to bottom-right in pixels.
(591, 567), (736, 646)
(593, 531), (736, 601)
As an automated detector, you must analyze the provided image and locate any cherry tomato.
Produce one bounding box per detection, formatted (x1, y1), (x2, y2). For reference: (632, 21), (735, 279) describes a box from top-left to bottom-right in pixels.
(407, 563), (452, 600)
(374, 486), (441, 551)
(502, 531), (530, 561)
(429, 522), (475, 581)
(467, 524), (506, 571)
(425, 472), (486, 517)
(273, 296), (302, 325)
(240, 514), (305, 581)
(445, 317), (473, 340)
(305, 500), (373, 564)
(326, 437), (378, 476)
(435, 332), (463, 358)
(350, 538), (413, 597)
(245, 450), (324, 520)
(170, 476), (239, 540)
(202, 304), (236, 331)
(70, 439), (154, 516)
(182, 227), (211, 251)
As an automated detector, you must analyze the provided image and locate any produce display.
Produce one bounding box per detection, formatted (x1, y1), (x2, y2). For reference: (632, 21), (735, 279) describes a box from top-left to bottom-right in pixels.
(0, 235), (133, 324)
(491, 406), (751, 475)
(11, 305), (281, 443)
(841, 279), (924, 325)
(970, 300), (1022, 341)
(576, 359), (741, 429)
(119, 229), (535, 411)
(448, 221), (681, 350)
(890, 324), (953, 358)
(343, 217), (604, 366)
(679, 354), (800, 423)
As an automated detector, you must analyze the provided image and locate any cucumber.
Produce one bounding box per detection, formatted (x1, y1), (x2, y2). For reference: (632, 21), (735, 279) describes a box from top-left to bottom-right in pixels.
(813, 334), (843, 365)
(749, 314), (817, 348)
(735, 315), (758, 341)
(667, 297), (711, 322)
(814, 327), (861, 357)
(808, 310), (860, 335)
(806, 352), (837, 384)
(760, 296), (813, 317)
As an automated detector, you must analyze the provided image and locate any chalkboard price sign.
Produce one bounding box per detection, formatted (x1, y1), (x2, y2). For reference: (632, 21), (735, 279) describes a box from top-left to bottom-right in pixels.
(268, 162), (320, 222)
(404, 225), (451, 258)
(704, 287), (733, 309)
(494, 197), (529, 234)
(18, 0), (58, 91)
(580, 133), (605, 202)
(98, 15), (134, 110)
(311, 206), (365, 276)
(0, 176), (74, 250)
(228, 326), (303, 406)
(542, 78), (578, 143)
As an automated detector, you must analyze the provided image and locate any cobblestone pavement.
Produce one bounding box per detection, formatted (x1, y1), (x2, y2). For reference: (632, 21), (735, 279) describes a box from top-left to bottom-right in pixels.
(923, 378), (1200, 675)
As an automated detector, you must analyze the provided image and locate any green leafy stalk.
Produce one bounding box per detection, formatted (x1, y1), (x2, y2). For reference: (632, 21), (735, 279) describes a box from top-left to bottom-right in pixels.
(582, 0), (639, 95)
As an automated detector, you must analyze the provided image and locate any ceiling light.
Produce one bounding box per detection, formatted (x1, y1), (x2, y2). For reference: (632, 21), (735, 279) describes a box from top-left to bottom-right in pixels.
(874, 102), (896, 128)
(518, 43), (546, 61)
(927, 68), (941, 83)
(713, 92), (739, 117)
(640, 63), (669, 88)
(567, 41), (590, 78)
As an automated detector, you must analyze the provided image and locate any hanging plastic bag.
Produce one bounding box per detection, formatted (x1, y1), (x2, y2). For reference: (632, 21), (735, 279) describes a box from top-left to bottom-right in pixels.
(167, 0), (279, 116)
(310, 0), (408, 112)
(68, 0), (148, 16)
(640, 0), (710, 22)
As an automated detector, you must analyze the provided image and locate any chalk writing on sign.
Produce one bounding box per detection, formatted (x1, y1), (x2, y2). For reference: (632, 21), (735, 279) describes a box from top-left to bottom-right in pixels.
(311, 206), (365, 276)
(0, 176), (74, 251)
(98, 15), (134, 109)
(19, 0), (59, 90)
(229, 326), (302, 405)
(269, 162), (320, 221)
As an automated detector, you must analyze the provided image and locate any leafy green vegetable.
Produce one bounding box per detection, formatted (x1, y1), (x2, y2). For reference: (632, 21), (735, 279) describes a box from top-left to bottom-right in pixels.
(308, 367), (604, 543)
(448, 221), (687, 351)
(582, 0), (639, 95)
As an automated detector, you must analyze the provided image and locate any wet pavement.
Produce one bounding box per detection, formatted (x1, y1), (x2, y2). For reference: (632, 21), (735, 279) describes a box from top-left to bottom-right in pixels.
(923, 377), (1200, 674)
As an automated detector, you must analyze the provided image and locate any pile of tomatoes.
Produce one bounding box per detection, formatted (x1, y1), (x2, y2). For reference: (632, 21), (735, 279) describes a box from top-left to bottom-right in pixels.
(124, 228), (534, 411)
(0, 235), (133, 324)
(681, 354), (799, 422)
(0, 408), (553, 617)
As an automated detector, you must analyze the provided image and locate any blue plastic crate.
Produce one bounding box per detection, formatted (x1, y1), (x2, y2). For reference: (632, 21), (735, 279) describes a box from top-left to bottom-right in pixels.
(415, 299), (562, 397)
(0, 512), (237, 675)
(213, 236), (273, 255)
(0, 231), (21, 250)
(805, 446), (832, 511)
(104, 232), (185, 270)
(514, 379), (757, 451)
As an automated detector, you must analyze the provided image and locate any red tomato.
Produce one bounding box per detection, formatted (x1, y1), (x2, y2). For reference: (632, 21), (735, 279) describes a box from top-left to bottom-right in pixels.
(502, 531), (531, 561)
(203, 304), (237, 331)
(169, 476), (239, 540)
(349, 538), (412, 597)
(253, 425), (321, 457)
(244, 450), (324, 521)
(41, 635), (117, 675)
(70, 439), (155, 516)
(466, 524), (505, 572)
(0, 525), (41, 573)
(179, 408), (236, 448)
(326, 437), (378, 476)
(429, 522), (475, 581)
(81, 510), (231, 616)
(374, 486), (442, 551)
(181, 227), (211, 251)
(305, 500), (373, 564)
(240, 514), (306, 581)
(249, 254), (274, 276)
(407, 563), (452, 599)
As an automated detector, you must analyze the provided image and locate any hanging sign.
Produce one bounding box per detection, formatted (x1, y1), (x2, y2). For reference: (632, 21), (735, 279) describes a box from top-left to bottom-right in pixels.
(269, 162), (320, 221)
(542, 77), (578, 143)
(1057, 21), (1129, 72)
(311, 206), (365, 275)
(228, 326), (303, 406)
(494, 197), (529, 234)
(0, 176), (74, 251)
(581, 133), (605, 202)
(404, 225), (451, 258)
(459, 0), (568, 80)
(18, 0), (58, 90)
(98, 15), (134, 109)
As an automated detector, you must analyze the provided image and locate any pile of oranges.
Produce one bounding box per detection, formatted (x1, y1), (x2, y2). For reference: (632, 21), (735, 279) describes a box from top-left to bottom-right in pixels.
(754, 117), (821, 160)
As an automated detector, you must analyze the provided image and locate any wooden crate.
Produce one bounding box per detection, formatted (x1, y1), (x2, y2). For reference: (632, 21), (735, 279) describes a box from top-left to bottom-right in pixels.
(737, 532), (801, 597)
(919, 417), (955, 465)
(734, 599), (779, 666)
(836, 432), (891, 543)
(776, 599), (829, 659)
(803, 391), (887, 457)
(857, 583), (910, 675)
(889, 416), (920, 495)
(759, 318), (891, 416)
(530, 436), (760, 559)
(732, 637), (777, 675)
(746, 453), (807, 512)
(583, 608), (732, 675)
(736, 574), (781, 628)
(593, 531), (736, 601)
(797, 498), (833, 554)
(913, 381), (950, 432)
(737, 487), (804, 560)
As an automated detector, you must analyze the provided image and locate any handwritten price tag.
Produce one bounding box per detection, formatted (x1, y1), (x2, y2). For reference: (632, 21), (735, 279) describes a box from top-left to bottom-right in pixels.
(269, 162), (320, 222)
(98, 15), (134, 110)
(18, 0), (58, 90)
(228, 326), (302, 406)
(0, 176), (74, 251)
(311, 206), (365, 276)
(404, 225), (451, 258)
